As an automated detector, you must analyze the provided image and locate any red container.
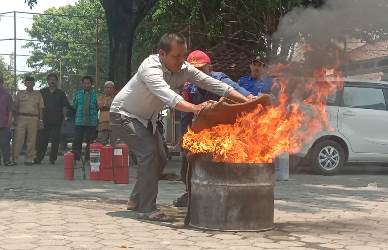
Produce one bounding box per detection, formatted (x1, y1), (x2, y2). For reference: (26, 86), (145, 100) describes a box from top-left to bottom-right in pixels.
(89, 142), (104, 180)
(113, 142), (129, 184)
(101, 144), (114, 181)
(64, 151), (74, 180)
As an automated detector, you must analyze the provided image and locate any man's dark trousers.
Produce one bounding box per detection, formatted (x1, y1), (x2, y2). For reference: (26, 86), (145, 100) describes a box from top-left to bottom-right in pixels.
(35, 124), (62, 163)
(0, 127), (11, 164)
(72, 125), (96, 161)
(110, 112), (167, 213)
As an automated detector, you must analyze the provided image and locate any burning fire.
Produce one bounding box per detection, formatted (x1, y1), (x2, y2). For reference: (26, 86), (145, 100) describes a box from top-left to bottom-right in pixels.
(182, 64), (343, 163)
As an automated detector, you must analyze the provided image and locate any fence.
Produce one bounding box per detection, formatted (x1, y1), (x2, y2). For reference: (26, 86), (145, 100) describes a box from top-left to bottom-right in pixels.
(0, 11), (103, 94)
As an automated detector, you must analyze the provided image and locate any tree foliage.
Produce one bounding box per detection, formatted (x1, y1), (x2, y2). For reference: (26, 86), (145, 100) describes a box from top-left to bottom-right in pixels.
(30, 0), (383, 85)
(0, 57), (15, 90)
(24, 0), (109, 95)
(133, 0), (307, 67)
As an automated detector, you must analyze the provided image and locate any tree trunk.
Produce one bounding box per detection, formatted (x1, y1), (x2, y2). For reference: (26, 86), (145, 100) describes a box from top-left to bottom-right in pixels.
(106, 18), (135, 88)
(100, 0), (157, 89)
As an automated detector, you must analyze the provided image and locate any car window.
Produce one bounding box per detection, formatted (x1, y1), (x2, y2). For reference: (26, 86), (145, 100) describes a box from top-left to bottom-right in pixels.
(342, 86), (387, 110)
(326, 91), (337, 106)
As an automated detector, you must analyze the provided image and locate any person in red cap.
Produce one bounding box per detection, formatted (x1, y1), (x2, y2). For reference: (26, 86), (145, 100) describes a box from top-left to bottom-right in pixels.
(174, 50), (254, 207)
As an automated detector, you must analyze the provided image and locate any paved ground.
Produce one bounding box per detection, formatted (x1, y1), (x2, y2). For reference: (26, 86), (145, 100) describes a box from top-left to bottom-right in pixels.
(0, 157), (388, 250)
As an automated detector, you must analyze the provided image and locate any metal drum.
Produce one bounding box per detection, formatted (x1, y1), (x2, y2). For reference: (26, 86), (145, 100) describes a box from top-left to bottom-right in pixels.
(190, 159), (274, 231)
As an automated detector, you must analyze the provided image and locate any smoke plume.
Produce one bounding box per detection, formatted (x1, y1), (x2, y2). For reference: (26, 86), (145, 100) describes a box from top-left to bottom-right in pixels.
(270, 0), (388, 102)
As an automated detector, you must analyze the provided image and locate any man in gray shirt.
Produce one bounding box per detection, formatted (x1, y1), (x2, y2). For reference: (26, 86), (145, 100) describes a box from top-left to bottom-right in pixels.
(110, 32), (248, 221)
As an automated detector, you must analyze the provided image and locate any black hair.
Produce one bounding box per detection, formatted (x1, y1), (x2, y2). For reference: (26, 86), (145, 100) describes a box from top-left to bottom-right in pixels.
(158, 32), (186, 54)
(47, 73), (58, 80)
(25, 76), (35, 82)
(82, 75), (93, 83)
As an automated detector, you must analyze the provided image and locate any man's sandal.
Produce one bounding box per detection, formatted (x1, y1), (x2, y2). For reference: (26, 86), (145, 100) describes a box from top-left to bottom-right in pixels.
(137, 210), (174, 222)
(127, 200), (138, 211)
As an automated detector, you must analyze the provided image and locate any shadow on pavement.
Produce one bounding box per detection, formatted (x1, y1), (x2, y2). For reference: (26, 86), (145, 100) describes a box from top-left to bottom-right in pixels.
(107, 205), (188, 229)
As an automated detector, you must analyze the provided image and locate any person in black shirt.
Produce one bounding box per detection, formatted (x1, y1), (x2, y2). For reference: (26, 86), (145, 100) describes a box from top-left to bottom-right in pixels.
(34, 73), (70, 164)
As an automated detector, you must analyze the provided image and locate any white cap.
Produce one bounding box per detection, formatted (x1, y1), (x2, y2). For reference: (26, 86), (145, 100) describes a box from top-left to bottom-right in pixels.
(104, 81), (114, 87)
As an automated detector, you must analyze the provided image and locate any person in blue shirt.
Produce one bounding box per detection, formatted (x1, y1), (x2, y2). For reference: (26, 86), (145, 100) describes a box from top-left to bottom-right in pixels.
(181, 50), (253, 140)
(175, 50), (253, 207)
(238, 57), (273, 96)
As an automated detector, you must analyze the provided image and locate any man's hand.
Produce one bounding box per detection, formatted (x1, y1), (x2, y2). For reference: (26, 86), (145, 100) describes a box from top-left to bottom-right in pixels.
(62, 116), (68, 127)
(227, 89), (249, 103)
(38, 120), (44, 129)
(247, 94), (255, 100)
(176, 99), (215, 115)
(193, 100), (217, 116)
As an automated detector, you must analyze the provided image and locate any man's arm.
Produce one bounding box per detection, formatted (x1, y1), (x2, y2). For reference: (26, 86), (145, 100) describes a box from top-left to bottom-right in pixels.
(187, 66), (248, 103)
(38, 93), (44, 123)
(62, 92), (70, 122)
(139, 65), (185, 108)
(175, 99), (208, 116)
(13, 92), (19, 117)
(7, 95), (13, 127)
(138, 66), (206, 114)
(261, 77), (274, 93)
(217, 73), (255, 99)
(72, 92), (78, 111)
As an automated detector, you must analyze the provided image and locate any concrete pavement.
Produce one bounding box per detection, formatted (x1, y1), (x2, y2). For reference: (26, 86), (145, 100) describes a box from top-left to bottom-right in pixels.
(0, 157), (388, 249)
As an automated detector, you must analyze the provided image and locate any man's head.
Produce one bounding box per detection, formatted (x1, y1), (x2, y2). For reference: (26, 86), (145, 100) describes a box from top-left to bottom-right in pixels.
(47, 73), (58, 88)
(158, 32), (187, 73)
(104, 81), (115, 96)
(249, 57), (265, 79)
(82, 76), (93, 91)
(24, 76), (35, 90)
(187, 50), (212, 75)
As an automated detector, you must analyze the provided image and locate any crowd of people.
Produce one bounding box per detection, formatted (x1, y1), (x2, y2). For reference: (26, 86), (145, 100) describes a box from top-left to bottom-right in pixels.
(0, 32), (273, 222)
(0, 73), (115, 166)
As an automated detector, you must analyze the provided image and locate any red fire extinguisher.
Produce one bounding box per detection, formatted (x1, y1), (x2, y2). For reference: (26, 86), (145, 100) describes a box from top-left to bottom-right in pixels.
(113, 140), (129, 184)
(101, 144), (113, 181)
(89, 142), (104, 181)
(64, 151), (74, 180)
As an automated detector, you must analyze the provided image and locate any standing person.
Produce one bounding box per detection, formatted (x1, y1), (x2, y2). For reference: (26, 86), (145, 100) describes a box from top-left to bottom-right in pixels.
(97, 81), (115, 145)
(13, 76), (44, 165)
(238, 57), (273, 95)
(72, 76), (98, 162)
(175, 50), (254, 207)
(0, 75), (16, 166)
(34, 73), (70, 165)
(110, 32), (249, 221)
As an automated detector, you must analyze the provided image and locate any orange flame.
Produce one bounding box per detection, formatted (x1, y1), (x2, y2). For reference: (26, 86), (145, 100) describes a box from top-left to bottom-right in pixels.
(182, 65), (343, 163)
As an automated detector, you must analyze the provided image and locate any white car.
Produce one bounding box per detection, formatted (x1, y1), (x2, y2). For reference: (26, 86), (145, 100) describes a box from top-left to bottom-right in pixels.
(297, 79), (388, 175)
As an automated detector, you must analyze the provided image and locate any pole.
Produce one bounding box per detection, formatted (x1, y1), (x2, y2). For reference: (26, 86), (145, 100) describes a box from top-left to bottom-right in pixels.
(95, 17), (99, 90)
(188, 21), (191, 50)
(59, 59), (62, 89)
(13, 11), (17, 89)
(343, 38), (347, 77)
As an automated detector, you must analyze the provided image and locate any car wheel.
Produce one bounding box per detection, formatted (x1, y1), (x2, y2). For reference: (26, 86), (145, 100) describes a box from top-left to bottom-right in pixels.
(311, 140), (345, 175)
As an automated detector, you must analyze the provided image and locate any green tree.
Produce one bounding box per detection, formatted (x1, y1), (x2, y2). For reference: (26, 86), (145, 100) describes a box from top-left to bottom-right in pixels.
(132, 0), (307, 68)
(24, 0), (109, 95)
(27, 0), (158, 88)
(0, 57), (16, 90)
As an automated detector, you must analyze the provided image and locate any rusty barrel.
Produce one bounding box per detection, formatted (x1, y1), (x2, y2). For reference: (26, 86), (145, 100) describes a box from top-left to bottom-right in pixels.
(190, 159), (274, 231)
